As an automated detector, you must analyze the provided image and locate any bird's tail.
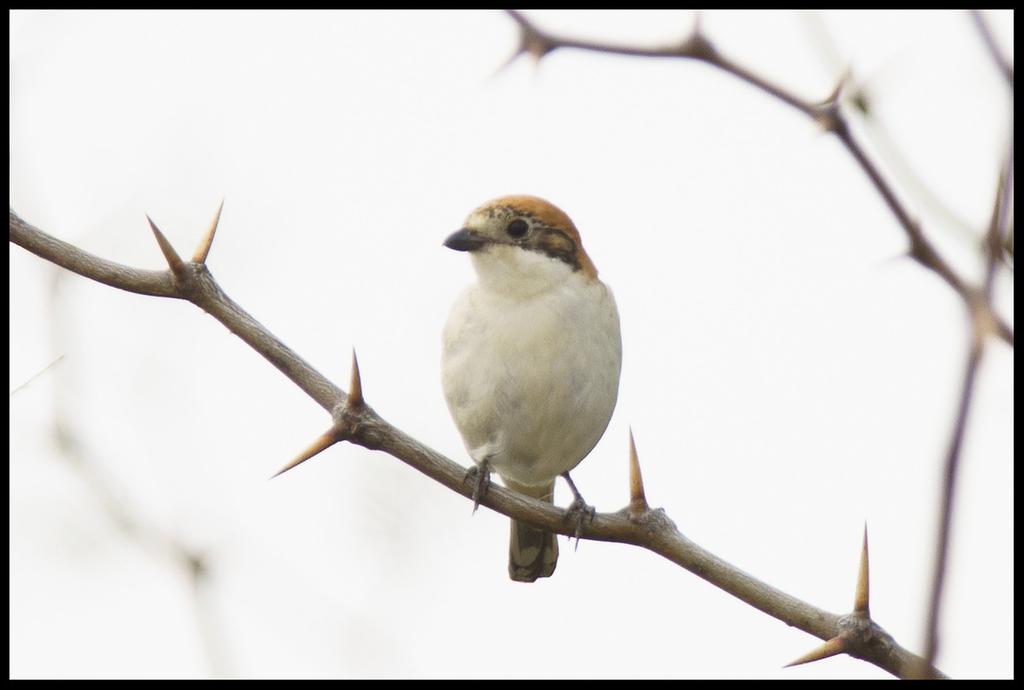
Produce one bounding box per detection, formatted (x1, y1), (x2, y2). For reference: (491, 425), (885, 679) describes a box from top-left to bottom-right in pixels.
(504, 478), (558, 583)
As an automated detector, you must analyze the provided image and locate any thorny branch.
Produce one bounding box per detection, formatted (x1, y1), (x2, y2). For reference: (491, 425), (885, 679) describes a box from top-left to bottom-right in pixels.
(10, 10), (1011, 679)
(9, 206), (945, 678)
(504, 9), (1013, 348)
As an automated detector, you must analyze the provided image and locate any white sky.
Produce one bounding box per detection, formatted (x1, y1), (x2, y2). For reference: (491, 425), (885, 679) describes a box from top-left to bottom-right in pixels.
(9, 9), (1013, 679)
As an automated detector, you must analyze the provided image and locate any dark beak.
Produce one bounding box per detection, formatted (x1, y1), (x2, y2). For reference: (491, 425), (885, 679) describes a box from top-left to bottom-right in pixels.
(443, 228), (487, 252)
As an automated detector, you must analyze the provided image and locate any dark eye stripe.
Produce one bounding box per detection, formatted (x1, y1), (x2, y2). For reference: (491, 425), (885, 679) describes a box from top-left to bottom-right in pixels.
(532, 227), (580, 272)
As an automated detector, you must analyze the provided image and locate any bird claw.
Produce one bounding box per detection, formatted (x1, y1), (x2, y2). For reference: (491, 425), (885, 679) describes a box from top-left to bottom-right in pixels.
(465, 462), (491, 514)
(561, 471), (595, 549)
(566, 498), (596, 549)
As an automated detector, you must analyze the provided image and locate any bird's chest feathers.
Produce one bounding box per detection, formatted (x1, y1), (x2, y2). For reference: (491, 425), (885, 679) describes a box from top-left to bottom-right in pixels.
(442, 274), (620, 472)
(448, 281), (598, 395)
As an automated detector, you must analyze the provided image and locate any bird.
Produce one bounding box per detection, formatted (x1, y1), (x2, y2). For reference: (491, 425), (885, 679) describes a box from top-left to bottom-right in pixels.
(441, 195), (622, 582)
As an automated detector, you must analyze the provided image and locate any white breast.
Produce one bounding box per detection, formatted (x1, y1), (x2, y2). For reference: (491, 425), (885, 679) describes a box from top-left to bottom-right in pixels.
(442, 252), (622, 488)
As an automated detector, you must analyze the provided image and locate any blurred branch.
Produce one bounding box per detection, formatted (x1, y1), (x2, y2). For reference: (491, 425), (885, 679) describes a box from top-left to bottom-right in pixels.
(502, 9), (1015, 678)
(801, 10), (1014, 678)
(50, 405), (226, 673)
(970, 10), (1013, 88)
(8, 207), (944, 678)
(503, 10), (1013, 348)
(987, 139), (1011, 290)
(921, 140), (1013, 677)
(43, 266), (230, 676)
(800, 12), (986, 253)
(919, 335), (983, 679)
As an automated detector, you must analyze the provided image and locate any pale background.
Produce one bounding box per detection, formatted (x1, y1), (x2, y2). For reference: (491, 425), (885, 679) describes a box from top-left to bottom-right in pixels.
(9, 9), (1013, 679)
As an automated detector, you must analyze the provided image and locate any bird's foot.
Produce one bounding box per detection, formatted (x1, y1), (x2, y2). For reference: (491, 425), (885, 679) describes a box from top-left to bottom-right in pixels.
(562, 472), (596, 549)
(566, 499), (596, 548)
(465, 461), (491, 514)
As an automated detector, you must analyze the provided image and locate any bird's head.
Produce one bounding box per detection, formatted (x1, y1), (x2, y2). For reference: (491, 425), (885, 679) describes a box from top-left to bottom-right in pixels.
(444, 195), (598, 296)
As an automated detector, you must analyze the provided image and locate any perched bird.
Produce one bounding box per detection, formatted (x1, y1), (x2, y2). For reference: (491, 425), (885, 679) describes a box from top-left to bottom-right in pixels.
(441, 195), (622, 582)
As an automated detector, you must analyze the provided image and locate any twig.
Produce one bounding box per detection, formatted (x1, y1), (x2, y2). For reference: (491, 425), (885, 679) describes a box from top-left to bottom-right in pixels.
(9, 354), (64, 396)
(800, 12), (985, 250)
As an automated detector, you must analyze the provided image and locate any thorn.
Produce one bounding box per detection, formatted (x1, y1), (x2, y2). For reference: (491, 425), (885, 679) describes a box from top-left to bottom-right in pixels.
(270, 429), (340, 478)
(628, 427), (649, 515)
(490, 47), (525, 78)
(784, 635), (847, 668)
(811, 73), (849, 134)
(487, 42), (528, 77)
(855, 523), (870, 615)
(192, 198), (224, 264)
(679, 16), (716, 60)
(347, 348), (364, 407)
(825, 68), (850, 106)
(850, 84), (871, 115)
(873, 250), (915, 270)
(147, 215), (186, 276)
(985, 161), (1010, 261)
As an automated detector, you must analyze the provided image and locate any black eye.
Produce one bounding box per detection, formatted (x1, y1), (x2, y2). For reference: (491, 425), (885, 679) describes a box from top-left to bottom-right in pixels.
(506, 219), (529, 238)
